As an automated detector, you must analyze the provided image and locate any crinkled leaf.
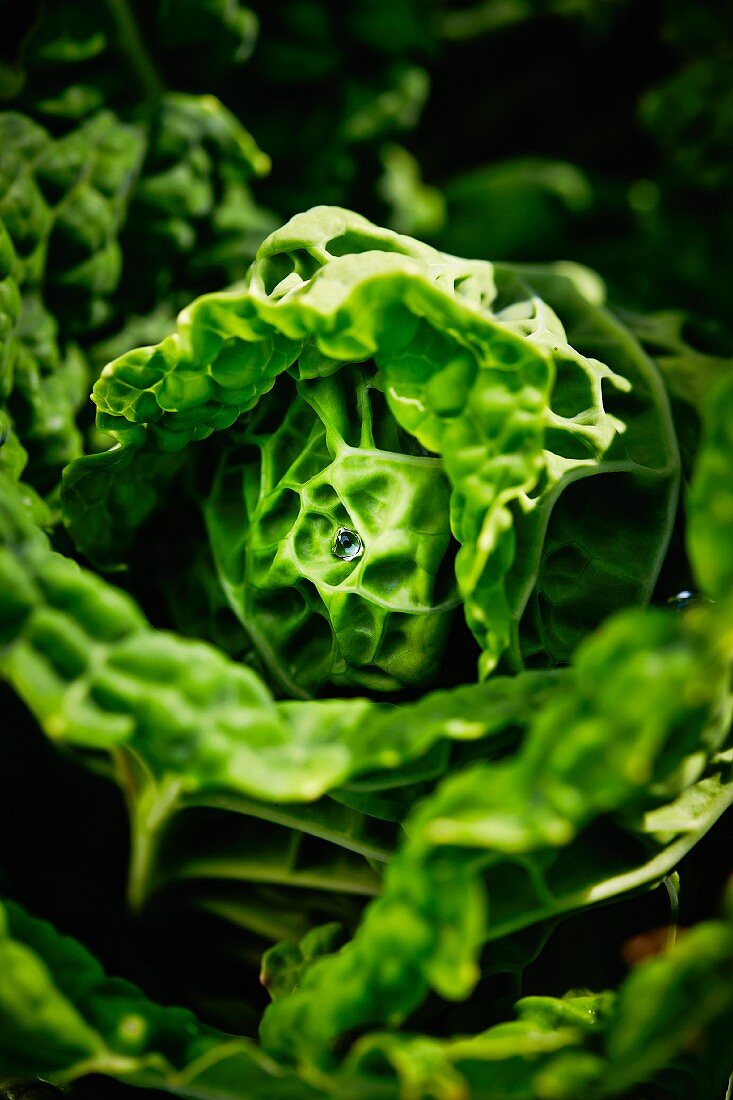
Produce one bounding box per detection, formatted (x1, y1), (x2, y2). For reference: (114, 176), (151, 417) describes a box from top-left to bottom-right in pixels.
(0, 899), (320, 1097)
(494, 261), (679, 668)
(63, 207), (554, 678)
(337, 917), (733, 1100)
(260, 601), (732, 1064)
(0, 108), (144, 485)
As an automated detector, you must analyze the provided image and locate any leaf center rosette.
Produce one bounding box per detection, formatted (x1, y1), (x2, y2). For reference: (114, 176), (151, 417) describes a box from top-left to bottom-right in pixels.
(62, 207), (679, 697)
(206, 363), (459, 694)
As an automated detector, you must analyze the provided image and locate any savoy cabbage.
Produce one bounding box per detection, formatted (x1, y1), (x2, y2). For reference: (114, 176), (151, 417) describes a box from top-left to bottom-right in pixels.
(0, 3), (731, 1099)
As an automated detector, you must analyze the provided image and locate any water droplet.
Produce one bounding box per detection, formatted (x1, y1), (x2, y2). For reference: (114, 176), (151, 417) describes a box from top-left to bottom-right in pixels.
(667, 590), (696, 610)
(332, 526), (363, 561)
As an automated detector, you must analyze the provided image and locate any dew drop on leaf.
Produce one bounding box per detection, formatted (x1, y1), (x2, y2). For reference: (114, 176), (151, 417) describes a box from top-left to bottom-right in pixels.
(332, 526), (363, 561)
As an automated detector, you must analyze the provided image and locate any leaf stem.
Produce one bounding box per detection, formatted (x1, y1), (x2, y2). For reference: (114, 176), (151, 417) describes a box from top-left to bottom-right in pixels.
(114, 748), (184, 911)
(126, 774), (184, 911)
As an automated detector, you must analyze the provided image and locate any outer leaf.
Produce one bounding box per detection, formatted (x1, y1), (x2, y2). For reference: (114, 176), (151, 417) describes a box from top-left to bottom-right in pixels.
(260, 601), (732, 1065)
(3, 902), (731, 1100)
(0, 221), (21, 404)
(378, 144), (446, 238)
(438, 158), (593, 261)
(3, 12), (274, 419)
(495, 262), (679, 667)
(687, 370), (733, 601)
(118, 92), (275, 327)
(618, 309), (733, 409)
(336, 917), (733, 1100)
(601, 918), (733, 1096)
(0, 110), (146, 335)
(0, 899), (319, 1098)
(0, 469), (555, 921)
(0, 108), (145, 484)
(3, 469), (553, 795)
(260, 922), (346, 1002)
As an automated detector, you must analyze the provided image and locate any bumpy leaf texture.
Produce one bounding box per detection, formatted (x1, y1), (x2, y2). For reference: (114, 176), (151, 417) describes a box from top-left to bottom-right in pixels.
(259, 598), (732, 1064)
(0, 0), (275, 488)
(0, 109), (145, 486)
(1, 896), (732, 1098)
(62, 207), (678, 693)
(0, 180), (730, 1099)
(0, 899), (319, 1097)
(3, 363), (730, 1066)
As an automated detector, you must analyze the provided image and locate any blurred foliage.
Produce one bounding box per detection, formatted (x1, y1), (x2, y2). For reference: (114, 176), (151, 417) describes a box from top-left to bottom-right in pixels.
(4, 0), (731, 332)
(421, 0), (733, 324)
